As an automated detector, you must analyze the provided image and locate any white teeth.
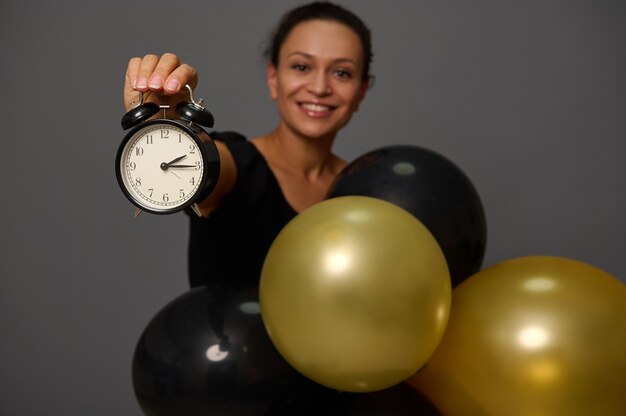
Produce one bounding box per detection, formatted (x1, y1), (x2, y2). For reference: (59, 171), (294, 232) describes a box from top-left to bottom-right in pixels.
(301, 103), (330, 112)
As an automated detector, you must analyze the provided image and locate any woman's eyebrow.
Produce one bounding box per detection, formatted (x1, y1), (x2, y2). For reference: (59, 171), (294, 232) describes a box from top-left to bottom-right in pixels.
(286, 51), (358, 66)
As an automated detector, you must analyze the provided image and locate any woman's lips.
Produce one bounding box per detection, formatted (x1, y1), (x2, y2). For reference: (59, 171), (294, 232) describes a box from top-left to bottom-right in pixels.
(299, 102), (336, 117)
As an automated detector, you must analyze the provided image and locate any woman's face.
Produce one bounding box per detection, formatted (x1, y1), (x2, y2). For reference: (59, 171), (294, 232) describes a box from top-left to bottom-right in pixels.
(267, 19), (369, 141)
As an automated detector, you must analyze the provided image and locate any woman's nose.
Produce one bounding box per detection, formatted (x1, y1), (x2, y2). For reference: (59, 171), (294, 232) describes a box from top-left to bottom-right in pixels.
(308, 72), (331, 96)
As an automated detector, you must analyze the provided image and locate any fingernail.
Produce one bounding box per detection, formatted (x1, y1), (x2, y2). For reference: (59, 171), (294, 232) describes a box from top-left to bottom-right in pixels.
(149, 75), (163, 89)
(165, 79), (179, 92)
(136, 77), (148, 89)
(131, 77), (137, 89)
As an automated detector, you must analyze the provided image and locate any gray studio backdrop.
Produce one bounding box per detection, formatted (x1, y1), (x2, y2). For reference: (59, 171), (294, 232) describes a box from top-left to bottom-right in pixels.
(1, 0), (624, 414)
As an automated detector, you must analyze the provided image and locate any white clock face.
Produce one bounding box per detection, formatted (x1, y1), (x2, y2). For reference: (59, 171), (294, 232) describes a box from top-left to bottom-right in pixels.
(120, 122), (204, 212)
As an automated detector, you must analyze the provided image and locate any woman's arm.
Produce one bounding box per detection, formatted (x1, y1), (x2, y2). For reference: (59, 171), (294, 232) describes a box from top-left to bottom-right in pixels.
(194, 140), (237, 217)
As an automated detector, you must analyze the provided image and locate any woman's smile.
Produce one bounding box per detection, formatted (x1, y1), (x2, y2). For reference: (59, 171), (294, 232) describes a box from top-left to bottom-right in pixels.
(298, 101), (337, 117)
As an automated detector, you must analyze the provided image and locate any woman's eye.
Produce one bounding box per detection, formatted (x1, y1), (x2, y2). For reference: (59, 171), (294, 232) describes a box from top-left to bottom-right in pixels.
(334, 69), (353, 79)
(291, 64), (309, 72)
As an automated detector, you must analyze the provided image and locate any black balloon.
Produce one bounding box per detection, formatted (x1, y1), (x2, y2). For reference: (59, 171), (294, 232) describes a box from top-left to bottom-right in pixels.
(346, 383), (441, 416)
(132, 285), (350, 415)
(328, 145), (486, 287)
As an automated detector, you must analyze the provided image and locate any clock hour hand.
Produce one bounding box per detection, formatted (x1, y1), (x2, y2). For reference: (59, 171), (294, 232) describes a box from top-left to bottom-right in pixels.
(160, 155), (187, 170)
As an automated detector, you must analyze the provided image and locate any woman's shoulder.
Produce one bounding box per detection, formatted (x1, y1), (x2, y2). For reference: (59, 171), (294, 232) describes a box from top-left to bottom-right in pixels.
(209, 130), (248, 144)
(201, 132), (293, 217)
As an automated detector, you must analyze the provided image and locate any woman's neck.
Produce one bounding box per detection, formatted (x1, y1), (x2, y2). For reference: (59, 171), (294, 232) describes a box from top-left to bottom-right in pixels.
(255, 123), (343, 181)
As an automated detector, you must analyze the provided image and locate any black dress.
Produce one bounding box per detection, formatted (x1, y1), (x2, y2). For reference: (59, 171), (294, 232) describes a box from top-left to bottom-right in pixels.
(187, 131), (298, 289)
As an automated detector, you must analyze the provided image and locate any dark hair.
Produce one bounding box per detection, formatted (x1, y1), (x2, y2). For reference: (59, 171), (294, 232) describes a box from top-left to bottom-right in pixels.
(264, 1), (373, 82)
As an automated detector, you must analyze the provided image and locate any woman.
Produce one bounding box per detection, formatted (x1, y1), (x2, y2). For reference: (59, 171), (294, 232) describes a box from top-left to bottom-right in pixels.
(123, 2), (373, 288)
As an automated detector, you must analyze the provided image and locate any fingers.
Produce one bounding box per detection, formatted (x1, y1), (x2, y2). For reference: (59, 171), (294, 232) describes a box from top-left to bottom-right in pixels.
(125, 56), (142, 91)
(164, 63), (197, 94)
(124, 57), (146, 111)
(123, 53), (199, 111)
(138, 53), (175, 92)
(126, 53), (197, 95)
(133, 54), (160, 91)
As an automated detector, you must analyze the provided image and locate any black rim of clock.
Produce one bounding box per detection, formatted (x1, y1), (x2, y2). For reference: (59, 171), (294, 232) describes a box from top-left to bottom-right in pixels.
(115, 118), (220, 215)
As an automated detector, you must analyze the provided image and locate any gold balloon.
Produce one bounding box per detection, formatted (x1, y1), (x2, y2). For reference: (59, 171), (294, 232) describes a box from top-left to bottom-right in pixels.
(260, 196), (451, 392)
(408, 256), (626, 416)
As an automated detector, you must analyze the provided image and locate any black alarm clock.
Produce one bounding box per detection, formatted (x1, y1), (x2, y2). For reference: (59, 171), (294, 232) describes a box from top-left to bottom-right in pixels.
(115, 85), (220, 216)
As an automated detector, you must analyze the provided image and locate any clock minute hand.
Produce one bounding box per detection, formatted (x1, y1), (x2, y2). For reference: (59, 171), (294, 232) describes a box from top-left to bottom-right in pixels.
(168, 164), (197, 168)
(160, 155), (187, 170)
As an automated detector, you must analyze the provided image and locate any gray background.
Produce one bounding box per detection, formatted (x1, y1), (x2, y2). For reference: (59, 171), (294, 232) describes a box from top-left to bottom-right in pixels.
(1, 0), (624, 414)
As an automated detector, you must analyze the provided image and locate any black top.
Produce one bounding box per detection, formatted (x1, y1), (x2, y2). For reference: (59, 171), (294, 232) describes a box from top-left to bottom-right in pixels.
(187, 132), (298, 289)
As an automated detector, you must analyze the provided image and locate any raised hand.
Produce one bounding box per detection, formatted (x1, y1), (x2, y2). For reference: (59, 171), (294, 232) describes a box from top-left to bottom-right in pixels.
(123, 53), (198, 112)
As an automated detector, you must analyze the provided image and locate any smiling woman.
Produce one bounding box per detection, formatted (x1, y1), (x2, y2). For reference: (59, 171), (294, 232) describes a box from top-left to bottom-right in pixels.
(266, 20), (369, 144)
(123, 2), (373, 289)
